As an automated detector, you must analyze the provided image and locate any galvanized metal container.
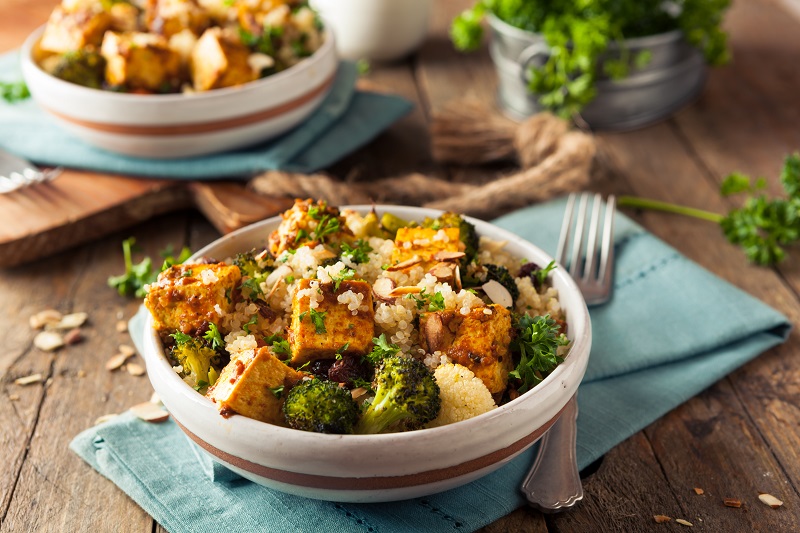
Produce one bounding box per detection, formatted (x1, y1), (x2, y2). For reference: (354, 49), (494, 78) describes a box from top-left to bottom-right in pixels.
(487, 14), (707, 130)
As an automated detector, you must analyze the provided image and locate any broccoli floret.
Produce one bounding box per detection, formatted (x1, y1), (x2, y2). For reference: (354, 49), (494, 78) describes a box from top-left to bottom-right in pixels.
(355, 355), (441, 434)
(51, 50), (106, 89)
(484, 264), (520, 304)
(423, 212), (479, 265)
(234, 249), (272, 299)
(169, 332), (221, 393)
(283, 379), (360, 434)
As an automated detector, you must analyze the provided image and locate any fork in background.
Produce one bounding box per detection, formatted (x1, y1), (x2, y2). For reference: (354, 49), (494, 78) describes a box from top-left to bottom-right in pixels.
(0, 149), (62, 194)
(556, 192), (617, 306)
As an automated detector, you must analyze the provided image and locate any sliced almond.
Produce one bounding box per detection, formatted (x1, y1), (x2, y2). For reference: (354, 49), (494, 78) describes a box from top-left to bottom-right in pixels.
(453, 265), (462, 291)
(77, 370), (87, 378)
(758, 493), (783, 508)
(723, 498), (742, 508)
(119, 344), (136, 357)
(14, 373), (43, 386)
(372, 277), (397, 303)
(432, 250), (466, 262)
(29, 309), (62, 330)
(63, 328), (83, 345)
(130, 402), (169, 423)
(106, 353), (132, 371)
(34, 331), (64, 352)
(653, 515), (671, 523)
(265, 264), (293, 289)
(115, 320), (128, 333)
(675, 519), (693, 527)
(47, 312), (88, 330)
(385, 255), (422, 271)
(350, 387), (369, 401)
(388, 286), (423, 297)
(94, 413), (119, 425)
(693, 488), (704, 495)
(126, 363), (146, 376)
(482, 280), (513, 308)
(314, 249), (337, 261)
(429, 263), (455, 280)
(150, 392), (162, 405)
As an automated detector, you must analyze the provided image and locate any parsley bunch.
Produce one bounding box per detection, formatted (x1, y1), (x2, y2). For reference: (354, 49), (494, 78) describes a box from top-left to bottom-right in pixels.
(618, 153), (800, 266)
(107, 238), (191, 297)
(1, 81), (30, 103)
(451, 0), (730, 117)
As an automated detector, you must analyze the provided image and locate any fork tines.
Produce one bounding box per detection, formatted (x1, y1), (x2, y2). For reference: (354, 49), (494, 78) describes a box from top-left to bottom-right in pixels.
(556, 192), (616, 305)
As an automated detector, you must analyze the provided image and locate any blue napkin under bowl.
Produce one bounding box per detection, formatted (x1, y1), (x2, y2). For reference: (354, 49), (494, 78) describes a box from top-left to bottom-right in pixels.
(70, 198), (790, 533)
(0, 52), (412, 179)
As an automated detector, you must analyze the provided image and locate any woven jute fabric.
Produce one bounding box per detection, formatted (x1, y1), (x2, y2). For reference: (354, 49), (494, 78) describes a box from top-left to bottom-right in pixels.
(250, 103), (595, 218)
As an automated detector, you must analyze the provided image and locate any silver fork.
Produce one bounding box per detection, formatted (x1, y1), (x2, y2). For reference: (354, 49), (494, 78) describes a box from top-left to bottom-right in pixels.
(521, 192), (616, 513)
(0, 149), (62, 194)
(556, 192), (617, 306)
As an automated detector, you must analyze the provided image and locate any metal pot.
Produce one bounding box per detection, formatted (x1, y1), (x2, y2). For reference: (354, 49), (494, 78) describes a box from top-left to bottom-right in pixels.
(487, 14), (707, 130)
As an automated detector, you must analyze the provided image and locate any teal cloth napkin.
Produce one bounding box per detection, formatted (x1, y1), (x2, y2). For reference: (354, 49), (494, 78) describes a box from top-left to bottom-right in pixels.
(70, 198), (791, 533)
(0, 52), (412, 178)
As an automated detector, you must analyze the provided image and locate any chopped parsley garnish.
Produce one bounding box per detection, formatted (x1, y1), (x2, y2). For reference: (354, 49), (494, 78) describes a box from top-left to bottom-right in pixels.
(427, 292), (446, 312)
(265, 333), (291, 356)
(331, 268), (355, 291)
(309, 309), (327, 333)
(269, 385), (285, 398)
(243, 315), (259, 334)
(337, 342), (350, 354)
(285, 275), (295, 284)
(340, 240), (373, 264)
(160, 244), (192, 271)
(312, 214), (340, 242)
(182, 269), (193, 277)
(534, 260), (557, 288)
(203, 323), (224, 350)
(240, 277), (263, 298)
(170, 331), (192, 346)
(364, 334), (400, 364)
(294, 228), (308, 244)
(193, 380), (209, 392)
(509, 314), (569, 393)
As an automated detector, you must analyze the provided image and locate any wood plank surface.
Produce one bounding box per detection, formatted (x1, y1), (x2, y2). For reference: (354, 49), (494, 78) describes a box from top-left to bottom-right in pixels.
(2, 0), (800, 531)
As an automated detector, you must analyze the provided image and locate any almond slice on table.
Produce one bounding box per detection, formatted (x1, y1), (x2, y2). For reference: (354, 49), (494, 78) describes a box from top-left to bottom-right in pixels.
(34, 331), (64, 352)
(115, 320), (128, 333)
(675, 519), (693, 527)
(118, 344), (136, 357)
(46, 312), (88, 330)
(653, 515), (671, 523)
(758, 493), (783, 508)
(693, 488), (704, 495)
(127, 363), (146, 376)
(106, 353), (132, 371)
(63, 328), (83, 345)
(14, 373), (43, 386)
(723, 498), (743, 508)
(130, 402), (169, 423)
(94, 413), (119, 425)
(29, 309), (62, 330)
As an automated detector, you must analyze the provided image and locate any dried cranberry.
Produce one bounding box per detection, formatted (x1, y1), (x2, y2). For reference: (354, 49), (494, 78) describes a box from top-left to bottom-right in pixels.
(328, 355), (371, 387)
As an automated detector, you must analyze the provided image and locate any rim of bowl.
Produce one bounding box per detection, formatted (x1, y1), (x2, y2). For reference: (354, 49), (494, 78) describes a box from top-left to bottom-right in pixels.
(142, 205), (591, 444)
(21, 24), (336, 103)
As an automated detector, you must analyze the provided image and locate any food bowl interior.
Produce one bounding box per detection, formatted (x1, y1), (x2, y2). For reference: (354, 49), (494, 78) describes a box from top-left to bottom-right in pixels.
(140, 205), (591, 502)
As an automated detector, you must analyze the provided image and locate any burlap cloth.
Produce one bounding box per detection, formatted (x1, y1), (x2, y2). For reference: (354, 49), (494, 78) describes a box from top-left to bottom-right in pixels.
(249, 100), (596, 218)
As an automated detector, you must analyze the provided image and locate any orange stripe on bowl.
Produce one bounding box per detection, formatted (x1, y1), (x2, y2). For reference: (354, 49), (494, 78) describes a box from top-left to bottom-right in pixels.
(43, 74), (335, 136)
(175, 408), (563, 491)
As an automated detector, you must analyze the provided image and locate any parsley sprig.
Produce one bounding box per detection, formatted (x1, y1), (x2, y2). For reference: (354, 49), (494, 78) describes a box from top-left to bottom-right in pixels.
(299, 309), (327, 334)
(1, 80), (30, 103)
(340, 240), (373, 264)
(203, 323), (224, 350)
(364, 334), (401, 364)
(107, 238), (192, 298)
(619, 153), (800, 266)
(510, 314), (569, 393)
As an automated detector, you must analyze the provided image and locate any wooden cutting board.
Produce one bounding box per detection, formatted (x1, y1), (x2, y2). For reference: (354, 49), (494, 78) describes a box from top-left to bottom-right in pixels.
(0, 170), (293, 268)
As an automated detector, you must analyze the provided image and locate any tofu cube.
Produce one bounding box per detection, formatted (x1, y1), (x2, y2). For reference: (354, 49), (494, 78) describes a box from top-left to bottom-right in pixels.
(145, 262), (240, 335)
(207, 346), (305, 425)
(145, 0), (211, 38)
(39, 5), (112, 53)
(191, 27), (256, 91)
(392, 227), (461, 269)
(101, 31), (183, 91)
(289, 279), (374, 365)
(419, 305), (513, 394)
(268, 199), (353, 257)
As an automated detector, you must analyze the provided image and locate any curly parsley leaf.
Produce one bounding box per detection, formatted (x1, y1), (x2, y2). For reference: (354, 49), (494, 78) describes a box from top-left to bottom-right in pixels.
(265, 333), (292, 357)
(510, 314), (568, 393)
(339, 240), (373, 264)
(1, 80), (30, 103)
(170, 331), (193, 346)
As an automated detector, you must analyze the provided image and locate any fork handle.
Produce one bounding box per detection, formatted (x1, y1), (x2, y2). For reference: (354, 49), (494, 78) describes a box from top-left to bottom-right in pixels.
(521, 394), (583, 513)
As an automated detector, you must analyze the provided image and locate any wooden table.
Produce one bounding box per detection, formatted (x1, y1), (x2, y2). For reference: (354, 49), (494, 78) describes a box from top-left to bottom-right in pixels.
(2, 0), (800, 531)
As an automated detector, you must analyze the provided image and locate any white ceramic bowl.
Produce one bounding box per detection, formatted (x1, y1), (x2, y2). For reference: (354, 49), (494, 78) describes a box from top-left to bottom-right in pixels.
(140, 205), (591, 502)
(311, 0), (432, 61)
(20, 26), (338, 159)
